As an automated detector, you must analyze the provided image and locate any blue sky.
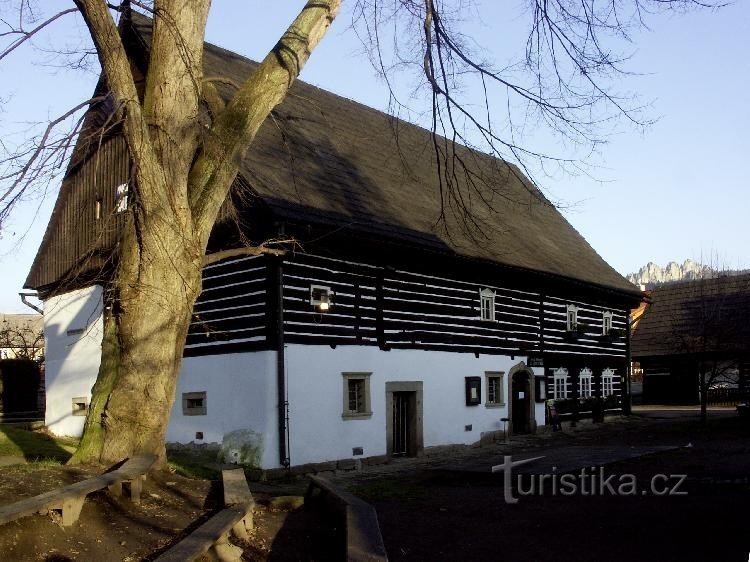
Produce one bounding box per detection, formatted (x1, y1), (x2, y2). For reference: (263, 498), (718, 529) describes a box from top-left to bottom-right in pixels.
(0, 1), (747, 312)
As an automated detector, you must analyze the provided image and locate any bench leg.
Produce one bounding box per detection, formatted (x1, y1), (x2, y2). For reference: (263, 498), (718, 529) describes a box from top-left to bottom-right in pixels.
(208, 533), (243, 562)
(231, 519), (249, 541)
(60, 496), (85, 527)
(108, 481), (122, 498)
(126, 478), (143, 504)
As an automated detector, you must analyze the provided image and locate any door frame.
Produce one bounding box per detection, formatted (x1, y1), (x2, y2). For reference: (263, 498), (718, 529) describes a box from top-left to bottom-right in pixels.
(507, 362), (537, 434)
(385, 381), (424, 458)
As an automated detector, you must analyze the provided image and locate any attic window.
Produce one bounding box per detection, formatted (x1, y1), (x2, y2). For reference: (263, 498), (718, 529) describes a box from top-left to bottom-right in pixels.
(566, 304), (578, 331)
(310, 285), (333, 312)
(479, 288), (495, 321)
(602, 311), (613, 335)
(115, 183), (128, 213)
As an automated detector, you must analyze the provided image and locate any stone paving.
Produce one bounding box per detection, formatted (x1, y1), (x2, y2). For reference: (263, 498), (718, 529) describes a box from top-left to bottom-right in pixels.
(246, 412), (706, 497)
(329, 414), (686, 486)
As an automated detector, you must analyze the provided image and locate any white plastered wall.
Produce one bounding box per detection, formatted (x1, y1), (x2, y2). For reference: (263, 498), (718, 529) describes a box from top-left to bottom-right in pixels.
(166, 351), (279, 469)
(43, 285), (104, 436)
(284, 345), (546, 467)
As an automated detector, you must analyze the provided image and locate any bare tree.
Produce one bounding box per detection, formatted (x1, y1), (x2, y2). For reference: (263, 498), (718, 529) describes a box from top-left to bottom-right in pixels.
(0, 0), (718, 464)
(0, 315), (44, 362)
(671, 272), (749, 423)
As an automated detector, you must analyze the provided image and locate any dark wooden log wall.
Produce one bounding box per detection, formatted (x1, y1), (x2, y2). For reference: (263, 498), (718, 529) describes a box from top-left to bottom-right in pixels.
(183, 252), (631, 370)
(28, 136), (130, 290)
(280, 253), (629, 358)
(185, 254), (268, 357)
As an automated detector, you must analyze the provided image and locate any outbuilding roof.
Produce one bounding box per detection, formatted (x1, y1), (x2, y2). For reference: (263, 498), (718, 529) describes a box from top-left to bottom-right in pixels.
(631, 273), (750, 358)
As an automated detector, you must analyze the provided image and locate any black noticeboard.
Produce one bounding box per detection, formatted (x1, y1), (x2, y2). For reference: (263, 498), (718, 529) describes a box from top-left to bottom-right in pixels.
(465, 376), (481, 406)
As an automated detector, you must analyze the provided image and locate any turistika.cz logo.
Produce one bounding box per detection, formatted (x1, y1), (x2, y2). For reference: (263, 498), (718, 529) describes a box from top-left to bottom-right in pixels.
(492, 455), (688, 504)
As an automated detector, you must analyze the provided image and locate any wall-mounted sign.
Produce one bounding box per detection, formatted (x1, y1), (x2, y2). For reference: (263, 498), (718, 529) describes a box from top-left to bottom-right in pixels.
(527, 356), (544, 368)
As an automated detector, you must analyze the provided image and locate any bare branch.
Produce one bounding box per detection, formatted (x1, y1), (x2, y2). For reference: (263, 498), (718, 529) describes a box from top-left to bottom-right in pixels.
(0, 7), (78, 61)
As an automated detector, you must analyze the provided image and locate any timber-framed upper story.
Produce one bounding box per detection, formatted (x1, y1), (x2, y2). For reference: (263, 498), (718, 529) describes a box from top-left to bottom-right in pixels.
(25, 11), (643, 359)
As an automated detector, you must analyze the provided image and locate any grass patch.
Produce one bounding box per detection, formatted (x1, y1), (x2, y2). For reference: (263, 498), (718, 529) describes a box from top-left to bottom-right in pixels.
(0, 426), (77, 463)
(167, 450), (220, 480)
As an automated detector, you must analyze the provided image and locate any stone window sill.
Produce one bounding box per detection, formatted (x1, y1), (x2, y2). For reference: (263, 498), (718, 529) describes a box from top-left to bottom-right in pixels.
(342, 412), (373, 420)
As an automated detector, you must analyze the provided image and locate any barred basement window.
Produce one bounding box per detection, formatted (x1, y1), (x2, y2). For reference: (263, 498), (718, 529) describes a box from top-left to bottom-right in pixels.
(602, 368), (616, 397)
(602, 311), (613, 335)
(579, 368), (593, 399)
(480, 288), (495, 321)
(342, 372), (372, 419)
(485, 372), (505, 407)
(182, 391), (207, 416)
(553, 368), (568, 400)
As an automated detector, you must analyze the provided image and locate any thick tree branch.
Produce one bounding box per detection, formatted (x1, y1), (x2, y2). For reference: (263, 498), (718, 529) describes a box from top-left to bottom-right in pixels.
(187, 0), (342, 246)
(73, 0), (169, 218)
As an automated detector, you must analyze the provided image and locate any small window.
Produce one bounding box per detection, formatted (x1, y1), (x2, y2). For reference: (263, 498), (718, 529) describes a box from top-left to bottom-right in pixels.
(115, 183), (129, 213)
(182, 391), (207, 416)
(602, 311), (613, 335)
(95, 199), (102, 220)
(342, 373), (372, 419)
(485, 372), (505, 407)
(480, 288), (495, 321)
(579, 367), (593, 399)
(310, 284), (333, 312)
(553, 368), (568, 400)
(566, 305), (578, 331)
(602, 368), (616, 397)
(72, 397), (88, 416)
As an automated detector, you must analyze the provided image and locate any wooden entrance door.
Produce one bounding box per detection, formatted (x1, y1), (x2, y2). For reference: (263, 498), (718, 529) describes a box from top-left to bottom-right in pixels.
(512, 372), (531, 433)
(392, 391), (413, 457)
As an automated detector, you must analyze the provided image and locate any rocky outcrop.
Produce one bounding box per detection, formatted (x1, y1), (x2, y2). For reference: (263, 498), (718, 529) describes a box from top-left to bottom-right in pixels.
(627, 260), (717, 289)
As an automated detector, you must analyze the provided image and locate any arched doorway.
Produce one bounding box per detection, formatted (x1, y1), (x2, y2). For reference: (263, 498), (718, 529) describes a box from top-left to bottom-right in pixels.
(508, 362), (535, 434)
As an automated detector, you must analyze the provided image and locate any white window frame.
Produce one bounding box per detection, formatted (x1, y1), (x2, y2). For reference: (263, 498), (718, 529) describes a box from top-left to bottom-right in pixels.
(115, 182), (129, 213)
(479, 288), (495, 322)
(553, 368), (568, 400)
(602, 368), (616, 397)
(310, 284), (333, 310)
(485, 371), (505, 407)
(342, 372), (372, 419)
(579, 367), (593, 399)
(602, 311), (613, 335)
(566, 304), (578, 331)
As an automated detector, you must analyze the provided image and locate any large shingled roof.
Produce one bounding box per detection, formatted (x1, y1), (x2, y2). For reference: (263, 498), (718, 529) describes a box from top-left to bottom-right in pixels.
(631, 274), (750, 357)
(27, 12), (639, 296)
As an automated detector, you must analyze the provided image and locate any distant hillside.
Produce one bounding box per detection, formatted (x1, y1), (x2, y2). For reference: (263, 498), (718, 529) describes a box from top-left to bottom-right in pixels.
(626, 260), (749, 289)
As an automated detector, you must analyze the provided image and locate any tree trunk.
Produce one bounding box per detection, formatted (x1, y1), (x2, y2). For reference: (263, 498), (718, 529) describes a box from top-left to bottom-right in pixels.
(70, 218), (203, 465)
(699, 371), (708, 425)
(69, 0), (342, 466)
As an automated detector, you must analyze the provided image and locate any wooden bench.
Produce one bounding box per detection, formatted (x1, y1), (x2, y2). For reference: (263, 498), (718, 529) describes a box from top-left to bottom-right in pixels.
(306, 475), (388, 562)
(155, 468), (255, 562)
(0, 454), (157, 527)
